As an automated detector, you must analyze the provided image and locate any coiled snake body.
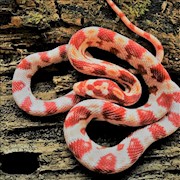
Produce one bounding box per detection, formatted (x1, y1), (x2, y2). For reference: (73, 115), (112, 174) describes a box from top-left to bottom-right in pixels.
(12, 0), (180, 174)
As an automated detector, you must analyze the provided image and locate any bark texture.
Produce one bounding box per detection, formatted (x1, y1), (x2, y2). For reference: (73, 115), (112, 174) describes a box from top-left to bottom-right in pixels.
(0, 0), (179, 179)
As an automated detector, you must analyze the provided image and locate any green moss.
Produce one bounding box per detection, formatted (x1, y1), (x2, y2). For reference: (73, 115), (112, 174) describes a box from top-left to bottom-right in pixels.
(26, 12), (43, 25)
(117, 0), (151, 19)
(19, 0), (27, 4)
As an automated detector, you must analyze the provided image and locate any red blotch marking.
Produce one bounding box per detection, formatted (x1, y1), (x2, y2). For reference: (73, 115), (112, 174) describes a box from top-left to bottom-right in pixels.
(94, 80), (103, 86)
(92, 67), (106, 75)
(168, 112), (180, 127)
(71, 59), (85, 70)
(80, 128), (86, 135)
(94, 80), (121, 100)
(148, 124), (166, 140)
(91, 81), (105, 97)
(93, 89), (103, 97)
(96, 40), (103, 46)
(107, 80), (119, 89)
(173, 92), (180, 103)
(125, 94), (141, 106)
(102, 102), (126, 121)
(157, 45), (163, 50)
(70, 30), (86, 49)
(118, 12), (125, 18)
(59, 45), (67, 59)
(149, 86), (158, 95)
(95, 153), (116, 173)
(157, 93), (173, 109)
(64, 106), (91, 128)
(127, 138), (144, 163)
(125, 40), (146, 58)
(119, 71), (136, 85)
(71, 58), (107, 76)
(65, 93), (80, 104)
(69, 139), (92, 159)
(87, 41), (93, 46)
(117, 144), (124, 151)
(109, 1), (115, 8)
(105, 92), (125, 105)
(44, 102), (57, 114)
(74, 81), (87, 97)
(39, 52), (50, 62)
(137, 109), (157, 125)
(86, 80), (116, 99)
(137, 64), (147, 75)
(144, 103), (151, 108)
(110, 47), (119, 55)
(144, 32), (151, 40)
(98, 28), (116, 42)
(150, 64), (170, 82)
(17, 59), (31, 69)
(90, 63), (106, 76)
(87, 84), (103, 97)
(12, 81), (26, 93)
(21, 96), (32, 113)
(87, 84), (94, 91)
(129, 22), (135, 31)
(26, 74), (33, 79)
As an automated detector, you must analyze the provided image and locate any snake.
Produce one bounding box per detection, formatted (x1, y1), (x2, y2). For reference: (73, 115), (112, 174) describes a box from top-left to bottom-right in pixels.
(12, 0), (180, 174)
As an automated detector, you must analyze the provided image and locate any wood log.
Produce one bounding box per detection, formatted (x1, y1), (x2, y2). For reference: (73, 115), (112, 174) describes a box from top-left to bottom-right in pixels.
(0, 0), (179, 179)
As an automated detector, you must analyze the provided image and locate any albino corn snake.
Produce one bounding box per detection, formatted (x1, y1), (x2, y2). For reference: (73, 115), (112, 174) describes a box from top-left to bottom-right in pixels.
(12, 0), (180, 174)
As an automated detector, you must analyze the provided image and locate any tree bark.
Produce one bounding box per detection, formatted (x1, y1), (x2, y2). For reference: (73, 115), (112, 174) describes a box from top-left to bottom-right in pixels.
(0, 0), (179, 179)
